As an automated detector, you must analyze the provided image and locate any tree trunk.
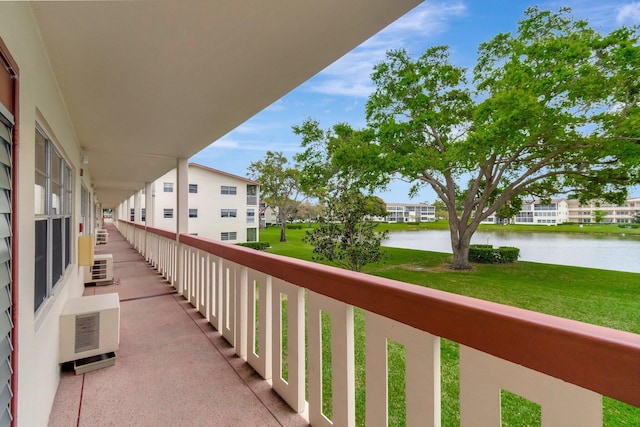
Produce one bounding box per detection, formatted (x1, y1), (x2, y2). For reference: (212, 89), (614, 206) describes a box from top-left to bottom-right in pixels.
(449, 222), (473, 270)
(279, 212), (287, 242)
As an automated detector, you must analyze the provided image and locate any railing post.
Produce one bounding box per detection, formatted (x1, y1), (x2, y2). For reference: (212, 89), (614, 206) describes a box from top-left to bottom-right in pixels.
(308, 291), (355, 427)
(271, 278), (305, 413)
(365, 311), (440, 427)
(459, 345), (602, 427)
(236, 266), (248, 360)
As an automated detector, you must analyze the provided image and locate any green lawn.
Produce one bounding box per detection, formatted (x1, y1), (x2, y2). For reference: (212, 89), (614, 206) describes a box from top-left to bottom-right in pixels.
(257, 225), (640, 426)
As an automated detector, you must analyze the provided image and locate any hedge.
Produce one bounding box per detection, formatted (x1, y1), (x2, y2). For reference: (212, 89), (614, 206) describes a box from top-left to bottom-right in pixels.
(469, 244), (520, 264)
(286, 224), (303, 230)
(236, 242), (271, 250)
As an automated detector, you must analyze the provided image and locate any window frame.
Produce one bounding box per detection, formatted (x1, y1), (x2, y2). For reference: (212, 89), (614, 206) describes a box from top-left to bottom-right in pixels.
(221, 231), (237, 241)
(247, 208), (255, 223)
(188, 183), (198, 194)
(189, 208), (198, 218)
(163, 208), (174, 218)
(163, 182), (174, 193)
(221, 185), (237, 195)
(221, 208), (237, 218)
(34, 126), (73, 313)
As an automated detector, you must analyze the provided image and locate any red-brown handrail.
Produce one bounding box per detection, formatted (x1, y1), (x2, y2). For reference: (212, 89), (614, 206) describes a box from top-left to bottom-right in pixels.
(127, 223), (640, 407)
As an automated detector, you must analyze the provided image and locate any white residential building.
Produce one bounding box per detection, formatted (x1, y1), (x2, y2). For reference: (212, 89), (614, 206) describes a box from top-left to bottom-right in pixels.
(567, 197), (640, 224)
(133, 163), (260, 243)
(373, 202), (436, 223)
(481, 196), (640, 225)
(513, 199), (569, 225)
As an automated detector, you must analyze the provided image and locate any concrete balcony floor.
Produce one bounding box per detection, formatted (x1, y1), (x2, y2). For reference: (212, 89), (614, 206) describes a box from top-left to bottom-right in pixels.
(49, 224), (308, 427)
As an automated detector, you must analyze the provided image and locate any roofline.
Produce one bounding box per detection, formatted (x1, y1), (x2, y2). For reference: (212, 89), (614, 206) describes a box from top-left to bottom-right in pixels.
(188, 162), (260, 185)
(385, 202), (432, 207)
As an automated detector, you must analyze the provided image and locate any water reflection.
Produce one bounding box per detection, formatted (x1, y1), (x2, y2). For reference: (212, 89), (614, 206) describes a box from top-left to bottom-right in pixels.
(385, 230), (640, 273)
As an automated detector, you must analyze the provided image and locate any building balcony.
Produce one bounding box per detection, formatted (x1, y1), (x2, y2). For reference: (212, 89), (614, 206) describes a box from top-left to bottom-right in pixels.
(50, 221), (639, 426)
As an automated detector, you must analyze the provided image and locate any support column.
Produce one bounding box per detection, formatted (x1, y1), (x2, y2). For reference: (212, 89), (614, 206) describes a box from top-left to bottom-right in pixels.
(175, 158), (188, 293)
(134, 189), (142, 224)
(96, 202), (102, 229)
(145, 182), (153, 228)
(126, 197), (131, 222)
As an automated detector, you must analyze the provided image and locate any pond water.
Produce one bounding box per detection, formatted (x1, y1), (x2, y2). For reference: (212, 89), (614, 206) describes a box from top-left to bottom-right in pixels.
(385, 229), (640, 273)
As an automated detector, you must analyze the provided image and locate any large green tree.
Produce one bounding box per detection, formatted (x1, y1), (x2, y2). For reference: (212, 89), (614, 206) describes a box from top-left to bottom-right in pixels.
(293, 119), (388, 271)
(303, 189), (388, 271)
(248, 151), (303, 242)
(364, 7), (640, 269)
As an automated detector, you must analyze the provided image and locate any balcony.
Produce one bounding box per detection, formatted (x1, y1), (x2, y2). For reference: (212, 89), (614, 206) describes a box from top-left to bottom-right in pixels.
(50, 221), (639, 426)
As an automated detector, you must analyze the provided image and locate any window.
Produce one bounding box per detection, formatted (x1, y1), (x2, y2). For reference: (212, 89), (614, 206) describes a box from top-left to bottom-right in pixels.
(221, 186), (237, 195)
(221, 232), (237, 241)
(247, 184), (257, 205)
(221, 209), (237, 218)
(247, 228), (257, 242)
(247, 209), (255, 223)
(141, 208), (146, 222)
(163, 209), (174, 218)
(35, 127), (73, 312)
(189, 209), (198, 218)
(130, 208), (134, 221)
(189, 184), (198, 193)
(163, 182), (174, 192)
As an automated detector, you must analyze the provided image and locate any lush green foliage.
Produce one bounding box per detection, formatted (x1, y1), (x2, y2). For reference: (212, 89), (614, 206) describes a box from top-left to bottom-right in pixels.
(361, 7), (640, 269)
(618, 223), (639, 229)
(303, 190), (389, 271)
(235, 242), (270, 250)
(594, 210), (608, 224)
(247, 151), (303, 242)
(293, 120), (389, 272)
(469, 244), (520, 263)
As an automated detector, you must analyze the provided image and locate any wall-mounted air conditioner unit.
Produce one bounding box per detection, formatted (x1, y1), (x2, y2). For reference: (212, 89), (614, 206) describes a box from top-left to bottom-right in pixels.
(84, 253), (114, 284)
(96, 229), (108, 245)
(59, 293), (120, 373)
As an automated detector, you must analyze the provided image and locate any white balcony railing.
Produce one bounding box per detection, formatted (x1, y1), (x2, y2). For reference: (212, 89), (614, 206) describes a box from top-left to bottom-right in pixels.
(118, 220), (640, 426)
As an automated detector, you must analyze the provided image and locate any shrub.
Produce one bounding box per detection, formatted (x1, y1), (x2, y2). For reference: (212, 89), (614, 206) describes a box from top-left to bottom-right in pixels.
(469, 244), (519, 264)
(287, 224), (303, 229)
(236, 242), (270, 250)
(470, 244), (493, 249)
(618, 224), (639, 229)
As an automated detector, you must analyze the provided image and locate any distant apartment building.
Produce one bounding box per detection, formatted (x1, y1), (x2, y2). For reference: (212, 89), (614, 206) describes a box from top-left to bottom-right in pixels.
(481, 196), (639, 225)
(513, 199), (569, 225)
(372, 202), (436, 223)
(567, 197), (640, 224)
(135, 163), (260, 242)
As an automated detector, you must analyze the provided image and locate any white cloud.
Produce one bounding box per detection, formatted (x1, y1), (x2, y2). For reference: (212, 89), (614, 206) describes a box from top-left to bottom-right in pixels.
(210, 138), (239, 148)
(230, 120), (284, 135)
(617, 2), (640, 24)
(542, 0), (640, 28)
(200, 138), (299, 153)
(309, 80), (373, 98)
(306, 2), (467, 98)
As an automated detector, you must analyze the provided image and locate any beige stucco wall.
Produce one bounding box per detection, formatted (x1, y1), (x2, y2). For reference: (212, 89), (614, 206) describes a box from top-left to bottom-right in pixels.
(149, 166), (259, 242)
(0, 3), (96, 425)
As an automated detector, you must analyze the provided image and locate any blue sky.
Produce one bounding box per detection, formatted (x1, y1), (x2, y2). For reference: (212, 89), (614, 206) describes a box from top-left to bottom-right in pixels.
(191, 1), (640, 203)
